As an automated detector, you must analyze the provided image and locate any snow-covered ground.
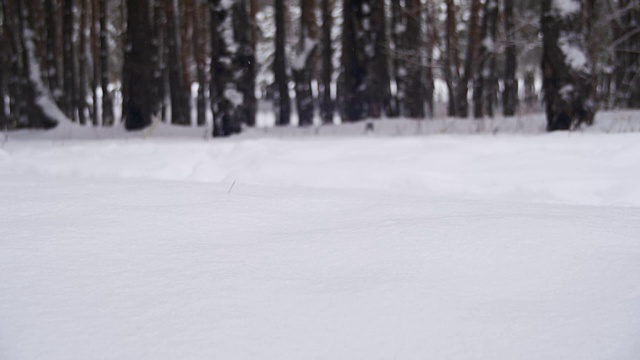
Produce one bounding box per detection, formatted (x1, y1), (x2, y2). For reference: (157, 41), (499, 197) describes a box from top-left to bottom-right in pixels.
(1, 128), (640, 359)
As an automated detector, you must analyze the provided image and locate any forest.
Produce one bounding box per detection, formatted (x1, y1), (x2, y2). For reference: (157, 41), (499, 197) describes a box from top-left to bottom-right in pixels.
(0, 0), (638, 135)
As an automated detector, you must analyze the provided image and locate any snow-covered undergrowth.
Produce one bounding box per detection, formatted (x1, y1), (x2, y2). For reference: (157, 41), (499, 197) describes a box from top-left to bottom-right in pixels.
(1, 127), (640, 359)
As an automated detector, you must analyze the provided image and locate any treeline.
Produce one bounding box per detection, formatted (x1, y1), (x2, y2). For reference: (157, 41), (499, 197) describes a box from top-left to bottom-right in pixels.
(0, 0), (638, 135)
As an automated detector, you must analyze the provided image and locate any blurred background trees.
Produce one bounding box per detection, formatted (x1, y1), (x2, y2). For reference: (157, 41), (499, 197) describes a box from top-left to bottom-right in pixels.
(0, 0), (638, 134)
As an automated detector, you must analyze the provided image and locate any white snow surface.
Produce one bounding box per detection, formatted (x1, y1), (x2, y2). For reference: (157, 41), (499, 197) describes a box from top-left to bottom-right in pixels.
(1, 131), (640, 359)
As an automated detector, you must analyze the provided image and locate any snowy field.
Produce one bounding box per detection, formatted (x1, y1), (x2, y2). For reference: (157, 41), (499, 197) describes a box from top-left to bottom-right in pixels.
(2, 122), (640, 359)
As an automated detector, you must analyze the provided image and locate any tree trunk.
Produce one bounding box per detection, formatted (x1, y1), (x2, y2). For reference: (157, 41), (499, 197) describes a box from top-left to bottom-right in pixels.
(62, 0), (77, 121)
(274, 0), (290, 126)
(371, 0), (392, 118)
(166, 0), (191, 125)
(390, 0), (404, 116)
(235, 0), (256, 127)
(503, 0), (517, 116)
(541, 0), (594, 131)
(124, 0), (157, 130)
(293, 0), (318, 127)
(99, 0), (114, 126)
(90, 0), (98, 125)
(209, 0), (249, 136)
(0, 1), (7, 128)
(77, 0), (88, 125)
(423, 0), (436, 117)
(444, 0), (461, 116)
(614, 0), (640, 108)
(43, 0), (60, 101)
(473, 0), (498, 119)
(402, 0), (424, 118)
(319, 0), (334, 124)
(12, 0), (64, 128)
(192, 0), (207, 127)
(455, 0), (481, 118)
(341, 0), (388, 122)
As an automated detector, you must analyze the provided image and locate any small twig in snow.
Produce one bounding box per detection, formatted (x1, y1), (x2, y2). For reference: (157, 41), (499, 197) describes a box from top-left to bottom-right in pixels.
(227, 180), (236, 194)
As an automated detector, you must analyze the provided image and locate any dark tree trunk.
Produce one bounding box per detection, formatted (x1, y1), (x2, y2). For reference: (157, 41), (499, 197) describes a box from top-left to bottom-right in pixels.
(614, 0), (640, 108)
(77, 0), (88, 125)
(274, 0), (290, 126)
(402, 0), (424, 118)
(99, 0), (114, 126)
(444, 0), (461, 116)
(390, 0), (404, 116)
(473, 0), (498, 119)
(150, 0), (167, 122)
(43, 0), (60, 101)
(166, 0), (190, 125)
(341, 0), (364, 121)
(293, 0), (317, 127)
(0, 1), (7, 128)
(62, 0), (77, 121)
(371, 0), (392, 118)
(235, 0), (257, 127)
(423, 0), (436, 117)
(208, 0), (250, 136)
(541, 0), (594, 131)
(124, 0), (157, 130)
(90, 0), (98, 125)
(455, 0), (481, 118)
(250, 0), (258, 51)
(341, 0), (389, 122)
(12, 0), (62, 128)
(319, 0), (334, 124)
(503, 0), (517, 116)
(192, 0), (207, 127)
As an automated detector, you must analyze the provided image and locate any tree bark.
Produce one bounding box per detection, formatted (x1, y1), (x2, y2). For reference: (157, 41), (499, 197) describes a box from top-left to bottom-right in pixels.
(43, 0), (60, 101)
(123, 0), (157, 130)
(402, 0), (424, 118)
(99, 0), (114, 126)
(319, 0), (334, 124)
(62, 0), (77, 121)
(166, 0), (191, 125)
(614, 0), (640, 108)
(293, 0), (318, 127)
(192, 0), (207, 127)
(209, 0), (250, 136)
(11, 0), (63, 128)
(77, 0), (88, 125)
(444, 0), (460, 116)
(473, 0), (498, 119)
(541, 0), (595, 130)
(274, 0), (290, 126)
(455, 0), (481, 118)
(503, 0), (517, 116)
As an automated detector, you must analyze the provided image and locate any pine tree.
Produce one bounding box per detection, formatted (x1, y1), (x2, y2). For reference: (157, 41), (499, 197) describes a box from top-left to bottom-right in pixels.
(123, 0), (158, 130)
(401, 0), (424, 118)
(209, 0), (252, 136)
(293, 0), (318, 127)
(193, 0), (208, 127)
(319, 0), (334, 124)
(473, 0), (499, 119)
(341, 0), (390, 121)
(443, 0), (461, 116)
(541, 0), (594, 131)
(166, 0), (191, 125)
(455, 0), (481, 118)
(614, 0), (640, 108)
(274, 0), (290, 126)
(99, 0), (114, 126)
(503, 0), (518, 116)
(62, 0), (77, 121)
